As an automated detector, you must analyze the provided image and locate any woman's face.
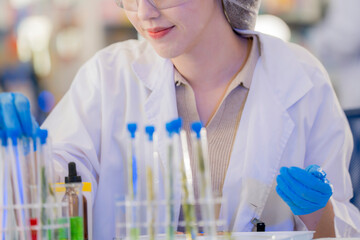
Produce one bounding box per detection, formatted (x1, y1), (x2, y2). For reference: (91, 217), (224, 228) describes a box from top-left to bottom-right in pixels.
(125, 0), (222, 59)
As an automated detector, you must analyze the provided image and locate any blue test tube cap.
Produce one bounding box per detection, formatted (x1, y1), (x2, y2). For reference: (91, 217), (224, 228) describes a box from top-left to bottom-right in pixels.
(191, 122), (203, 139)
(0, 130), (7, 146)
(127, 123), (137, 139)
(166, 121), (175, 137)
(172, 118), (183, 134)
(37, 128), (48, 145)
(7, 129), (20, 146)
(306, 164), (327, 181)
(145, 126), (155, 141)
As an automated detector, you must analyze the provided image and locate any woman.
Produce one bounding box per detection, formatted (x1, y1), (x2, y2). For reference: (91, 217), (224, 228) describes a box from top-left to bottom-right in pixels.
(1, 0), (359, 238)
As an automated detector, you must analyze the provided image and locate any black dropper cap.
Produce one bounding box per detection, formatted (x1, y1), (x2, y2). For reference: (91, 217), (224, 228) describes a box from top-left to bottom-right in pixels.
(65, 162), (82, 183)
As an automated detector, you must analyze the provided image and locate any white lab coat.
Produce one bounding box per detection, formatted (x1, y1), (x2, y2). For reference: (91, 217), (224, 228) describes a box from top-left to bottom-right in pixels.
(42, 30), (360, 239)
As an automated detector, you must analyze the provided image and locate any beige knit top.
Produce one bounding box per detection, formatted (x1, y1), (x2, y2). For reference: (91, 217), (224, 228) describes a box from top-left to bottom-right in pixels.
(175, 35), (260, 223)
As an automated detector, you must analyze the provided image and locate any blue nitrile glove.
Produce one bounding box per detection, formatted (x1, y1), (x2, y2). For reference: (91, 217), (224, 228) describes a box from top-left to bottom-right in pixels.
(0, 92), (38, 138)
(276, 164), (333, 215)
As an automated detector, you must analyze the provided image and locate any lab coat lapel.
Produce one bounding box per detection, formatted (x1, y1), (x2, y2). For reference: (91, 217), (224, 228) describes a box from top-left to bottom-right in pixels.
(132, 47), (182, 225)
(221, 59), (295, 231)
(221, 31), (313, 231)
(132, 45), (179, 169)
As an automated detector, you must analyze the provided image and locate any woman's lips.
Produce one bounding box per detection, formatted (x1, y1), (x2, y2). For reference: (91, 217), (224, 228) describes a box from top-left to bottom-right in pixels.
(147, 26), (174, 39)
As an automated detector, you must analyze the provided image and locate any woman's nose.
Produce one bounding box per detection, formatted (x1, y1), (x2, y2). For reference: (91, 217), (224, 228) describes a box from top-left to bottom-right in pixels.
(137, 0), (161, 20)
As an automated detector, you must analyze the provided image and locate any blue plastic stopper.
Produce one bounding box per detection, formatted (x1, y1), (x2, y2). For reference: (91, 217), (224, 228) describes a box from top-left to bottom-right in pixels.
(172, 118), (183, 134)
(191, 122), (202, 139)
(166, 121), (175, 137)
(127, 123), (137, 139)
(37, 129), (48, 145)
(7, 129), (20, 146)
(0, 130), (7, 147)
(145, 126), (155, 141)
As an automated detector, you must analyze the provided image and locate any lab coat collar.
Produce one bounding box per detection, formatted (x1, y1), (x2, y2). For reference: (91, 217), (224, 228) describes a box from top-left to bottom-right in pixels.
(234, 29), (314, 109)
(131, 41), (179, 167)
(131, 39), (172, 92)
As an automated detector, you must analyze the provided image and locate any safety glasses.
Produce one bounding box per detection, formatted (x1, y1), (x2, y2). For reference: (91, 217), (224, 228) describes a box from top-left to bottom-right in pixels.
(115, 0), (189, 11)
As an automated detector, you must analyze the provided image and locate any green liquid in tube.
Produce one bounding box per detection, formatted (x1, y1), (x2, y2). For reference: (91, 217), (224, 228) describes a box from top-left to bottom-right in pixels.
(130, 227), (140, 240)
(57, 218), (70, 240)
(167, 225), (175, 240)
(70, 216), (84, 240)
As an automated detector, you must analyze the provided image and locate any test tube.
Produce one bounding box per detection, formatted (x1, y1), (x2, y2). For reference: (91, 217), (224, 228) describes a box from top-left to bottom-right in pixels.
(165, 121), (177, 240)
(126, 123), (140, 240)
(175, 119), (198, 239)
(21, 135), (39, 240)
(8, 130), (30, 240)
(144, 126), (156, 240)
(1, 132), (14, 240)
(0, 130), (11, 240)
(191, 122), (216, 239)
(36, 129), (63, 240)
(0, 131), (5, 239)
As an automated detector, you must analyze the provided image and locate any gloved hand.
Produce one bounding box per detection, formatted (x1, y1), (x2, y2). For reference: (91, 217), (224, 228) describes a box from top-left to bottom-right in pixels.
(276, 164), (333, 215)
(0, 92), (38, 138)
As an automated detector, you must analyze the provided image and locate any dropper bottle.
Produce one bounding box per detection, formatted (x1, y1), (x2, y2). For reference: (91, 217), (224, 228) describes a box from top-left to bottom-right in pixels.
(62, 162), (87, 240)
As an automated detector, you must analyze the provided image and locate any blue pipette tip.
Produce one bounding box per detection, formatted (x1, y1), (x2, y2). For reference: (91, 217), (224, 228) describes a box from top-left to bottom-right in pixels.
(145, 126), (155, 141)
(172, 118), (182, 134)
(166, 121), (175, 137)
(0, 130), (5, 145)
(0, 130), (7, 146)
(191, 122), (202, 139)
(36, 128), (48, 145)
(127, 123), (137, 139)
(7, 129), (20, 146)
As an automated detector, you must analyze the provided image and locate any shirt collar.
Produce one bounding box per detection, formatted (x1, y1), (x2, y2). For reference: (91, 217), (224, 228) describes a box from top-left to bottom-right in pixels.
(174, 35), (260, 90)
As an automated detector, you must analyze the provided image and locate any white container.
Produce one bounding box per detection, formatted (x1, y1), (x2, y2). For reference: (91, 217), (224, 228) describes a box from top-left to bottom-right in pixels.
(133, 231), (314, 240)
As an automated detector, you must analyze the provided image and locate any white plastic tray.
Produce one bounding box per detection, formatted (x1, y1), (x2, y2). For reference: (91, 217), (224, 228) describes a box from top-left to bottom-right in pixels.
(229, 231), (314, 240)
(136, 231), (314, 240)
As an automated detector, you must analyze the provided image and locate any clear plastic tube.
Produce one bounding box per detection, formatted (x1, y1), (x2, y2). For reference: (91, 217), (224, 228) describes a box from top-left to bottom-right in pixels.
(8, 133), (30, 240)
(165, 122), (176, 240)
(145, 126), (156, 240)
(126, 123), (140, 240)
(191, 123), (217, 239)
(23, 137), (40, 240)
(1, 136), (16, 240)
(0, 132), (5, 240)
(179, 129), (198, 239)
(37, 130), (58, 240)
(0, 129), (69, 240)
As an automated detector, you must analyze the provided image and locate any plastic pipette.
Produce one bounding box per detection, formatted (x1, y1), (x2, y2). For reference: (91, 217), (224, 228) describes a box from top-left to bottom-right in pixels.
(127, 123), (140, 240)
(191, 122), (216, 239)
(37, 129), (58, 239)
(0, 130), (8, 240)
(8, 130), (29, 240)
(165, 121), (176, 240)
(21, 135), (39, 240)
(145, 126), (156, 240)
(1, 130), (19, 240)
(0, 131), (4, 238)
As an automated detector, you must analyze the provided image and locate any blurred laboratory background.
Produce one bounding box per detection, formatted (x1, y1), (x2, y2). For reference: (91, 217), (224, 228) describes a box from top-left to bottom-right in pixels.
(0, 0), (359, 124)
